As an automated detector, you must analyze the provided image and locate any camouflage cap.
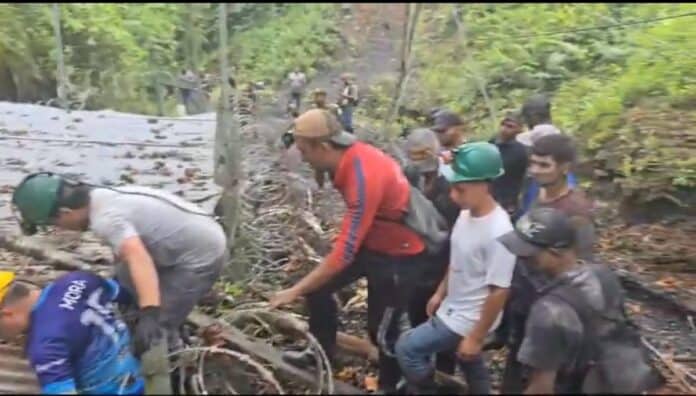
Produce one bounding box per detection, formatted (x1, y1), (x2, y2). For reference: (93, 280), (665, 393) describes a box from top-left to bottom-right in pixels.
(313, 88), (327, 95)
(293, 109), (356, 146)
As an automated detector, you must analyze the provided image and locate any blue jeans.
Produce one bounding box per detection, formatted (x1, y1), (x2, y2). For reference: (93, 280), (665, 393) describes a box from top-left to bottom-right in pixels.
(340, 105), (354, 133)
(395, 316), (491, 394)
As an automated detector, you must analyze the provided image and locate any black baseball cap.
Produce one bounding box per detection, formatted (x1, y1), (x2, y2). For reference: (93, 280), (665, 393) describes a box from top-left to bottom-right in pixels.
(431, 110), (463, 133)
(498, 207), (576, 257)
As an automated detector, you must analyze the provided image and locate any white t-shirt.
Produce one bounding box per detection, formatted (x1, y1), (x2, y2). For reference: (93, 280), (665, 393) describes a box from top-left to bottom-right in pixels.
(436, 205), (516, 336)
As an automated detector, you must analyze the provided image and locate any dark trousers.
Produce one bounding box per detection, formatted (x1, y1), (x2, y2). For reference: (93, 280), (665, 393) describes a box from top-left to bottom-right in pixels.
(289, 92), (301, 111)
(500, 263), (546, 394)
(340, 105), (354, 133)
(306, 249), (429, 391)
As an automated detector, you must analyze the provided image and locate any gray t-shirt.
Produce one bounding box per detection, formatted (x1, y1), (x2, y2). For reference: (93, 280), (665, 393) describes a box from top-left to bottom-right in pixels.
(89, 187), (227, 270)
(288, 72), (307, 94)
(517, 263), (656, 392)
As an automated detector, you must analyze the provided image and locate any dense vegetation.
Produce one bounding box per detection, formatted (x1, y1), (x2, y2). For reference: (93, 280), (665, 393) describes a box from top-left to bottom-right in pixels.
(363, 4), (696, 208)
(0, 3), (340, 114)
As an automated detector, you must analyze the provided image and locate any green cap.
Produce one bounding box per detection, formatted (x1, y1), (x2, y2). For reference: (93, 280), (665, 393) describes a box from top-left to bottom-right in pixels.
(12, 173), (63, 226)
(442, 142), (504, 183)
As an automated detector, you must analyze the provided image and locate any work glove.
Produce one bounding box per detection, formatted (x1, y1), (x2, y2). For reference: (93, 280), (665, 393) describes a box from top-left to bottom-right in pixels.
(133, 306), (164, 357)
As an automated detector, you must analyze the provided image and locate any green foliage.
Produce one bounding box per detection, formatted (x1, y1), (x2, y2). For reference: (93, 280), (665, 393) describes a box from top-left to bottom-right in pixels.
(402, 3), (696, 204)
(227, 4), (340, 86)
(0, 3), (340, 113)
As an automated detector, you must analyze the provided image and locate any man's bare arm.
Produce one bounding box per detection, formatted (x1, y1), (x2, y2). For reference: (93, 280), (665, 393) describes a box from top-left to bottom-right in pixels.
(292, 257), (342, 296)
(119, 236), (160, 308)
(467, 286), (509, 342)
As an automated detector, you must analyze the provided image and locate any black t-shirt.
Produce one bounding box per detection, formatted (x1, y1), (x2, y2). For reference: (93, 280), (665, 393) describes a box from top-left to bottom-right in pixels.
(517, 263), (657, 393)
(489, 137), (529, 213)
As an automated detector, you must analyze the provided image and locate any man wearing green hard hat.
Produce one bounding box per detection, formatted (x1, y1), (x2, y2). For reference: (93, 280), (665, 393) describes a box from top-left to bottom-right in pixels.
(11, 172), (228, 394)
(395, 142), (516, 394)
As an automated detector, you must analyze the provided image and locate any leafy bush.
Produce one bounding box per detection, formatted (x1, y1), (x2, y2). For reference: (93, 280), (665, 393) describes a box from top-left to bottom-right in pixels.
(0, 4), (341, 113)
(396, 3), (696, 205)
(227, 4), (341, 87)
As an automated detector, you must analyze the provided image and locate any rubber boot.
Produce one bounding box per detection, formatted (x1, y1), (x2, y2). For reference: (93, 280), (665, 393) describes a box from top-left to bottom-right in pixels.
(141, 340), (173, 395)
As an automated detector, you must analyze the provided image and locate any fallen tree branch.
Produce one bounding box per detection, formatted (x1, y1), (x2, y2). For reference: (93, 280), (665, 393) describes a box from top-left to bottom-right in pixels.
(223, 309), (335, 394)
(0, 234), (91, 271)
(615, 268), (696, 317)
(187, 310), (364, 394)
(168, 346), (286, 394)
(0, 135), (205, 148)
(233, 297), (468, 392)
(641, 337), (696, 393)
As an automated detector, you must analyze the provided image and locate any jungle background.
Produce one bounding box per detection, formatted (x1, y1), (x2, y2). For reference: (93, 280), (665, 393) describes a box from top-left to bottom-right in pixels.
(0, 3), (694, 394)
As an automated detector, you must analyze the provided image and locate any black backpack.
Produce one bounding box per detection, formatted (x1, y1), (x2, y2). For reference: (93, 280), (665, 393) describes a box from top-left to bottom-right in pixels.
(546, 267), (664, 394)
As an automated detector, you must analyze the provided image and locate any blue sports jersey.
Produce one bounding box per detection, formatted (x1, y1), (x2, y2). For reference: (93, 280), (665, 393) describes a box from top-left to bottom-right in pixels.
(26, 271), (144, 395)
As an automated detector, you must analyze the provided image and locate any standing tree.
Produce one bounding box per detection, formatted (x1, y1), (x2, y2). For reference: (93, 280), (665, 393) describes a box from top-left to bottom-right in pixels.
(213, 3), (244, 277)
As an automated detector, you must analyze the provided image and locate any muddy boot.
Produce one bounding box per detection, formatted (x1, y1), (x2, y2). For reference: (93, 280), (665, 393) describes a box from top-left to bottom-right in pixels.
(281, 347), (317, 368)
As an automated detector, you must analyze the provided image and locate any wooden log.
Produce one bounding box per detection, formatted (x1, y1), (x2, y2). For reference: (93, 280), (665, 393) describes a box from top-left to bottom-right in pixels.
(187, 310), (364, 394)
(615, 268), (696, 317)
(0, 234), (90, 272)
(244, 291), (469, 392)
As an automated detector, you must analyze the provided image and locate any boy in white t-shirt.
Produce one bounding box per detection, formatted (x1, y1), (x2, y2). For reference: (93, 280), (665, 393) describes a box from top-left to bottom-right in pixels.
(395, 142), (516, 394)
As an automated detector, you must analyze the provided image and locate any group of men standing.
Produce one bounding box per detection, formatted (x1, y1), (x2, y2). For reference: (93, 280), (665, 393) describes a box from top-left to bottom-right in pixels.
(0, 84), (665, 395)
(287, 68), (359, 133)
(273, 94), (664, 394)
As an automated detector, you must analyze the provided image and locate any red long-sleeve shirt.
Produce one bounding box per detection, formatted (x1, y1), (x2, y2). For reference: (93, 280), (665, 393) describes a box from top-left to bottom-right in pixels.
(327, 142), (425, 269)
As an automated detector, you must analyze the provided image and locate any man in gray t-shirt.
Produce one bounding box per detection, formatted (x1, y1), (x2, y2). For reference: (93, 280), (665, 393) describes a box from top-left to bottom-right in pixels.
(498, 207), (663, 394)
(12, 173), (228, 394)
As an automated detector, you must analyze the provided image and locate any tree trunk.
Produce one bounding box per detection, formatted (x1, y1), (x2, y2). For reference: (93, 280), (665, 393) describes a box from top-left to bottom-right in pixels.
(51, 3), (67, 110)
(214, 3), (244, 278)
(388, 3), (421, 125)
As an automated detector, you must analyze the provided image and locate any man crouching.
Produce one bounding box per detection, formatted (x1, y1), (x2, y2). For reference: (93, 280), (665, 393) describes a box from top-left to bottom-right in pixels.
(0, 271), (144, 395)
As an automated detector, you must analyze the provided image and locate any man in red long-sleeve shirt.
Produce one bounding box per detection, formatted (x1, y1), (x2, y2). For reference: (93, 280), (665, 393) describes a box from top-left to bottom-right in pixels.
(270, 109), (431, 393)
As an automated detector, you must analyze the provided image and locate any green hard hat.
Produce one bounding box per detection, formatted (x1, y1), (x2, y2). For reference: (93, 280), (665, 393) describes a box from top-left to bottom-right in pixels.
(442, 142), (504, 183)
(11, 173), (63, 226)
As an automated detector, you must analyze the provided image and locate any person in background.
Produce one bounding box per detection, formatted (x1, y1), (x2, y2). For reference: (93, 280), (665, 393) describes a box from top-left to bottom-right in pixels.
(489, 110), (529, 217)
(338, 73), (359, 133)
(312, 88), (342, 119)
(287, 68), (307, 115)
(431, 110), (467, 152)
(269, 109), (434, 394)
(515, 94), (577, 219)
(0, 271), (145, 395)
(498, 207), (663, 394)
(395, 142), (516, 394)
